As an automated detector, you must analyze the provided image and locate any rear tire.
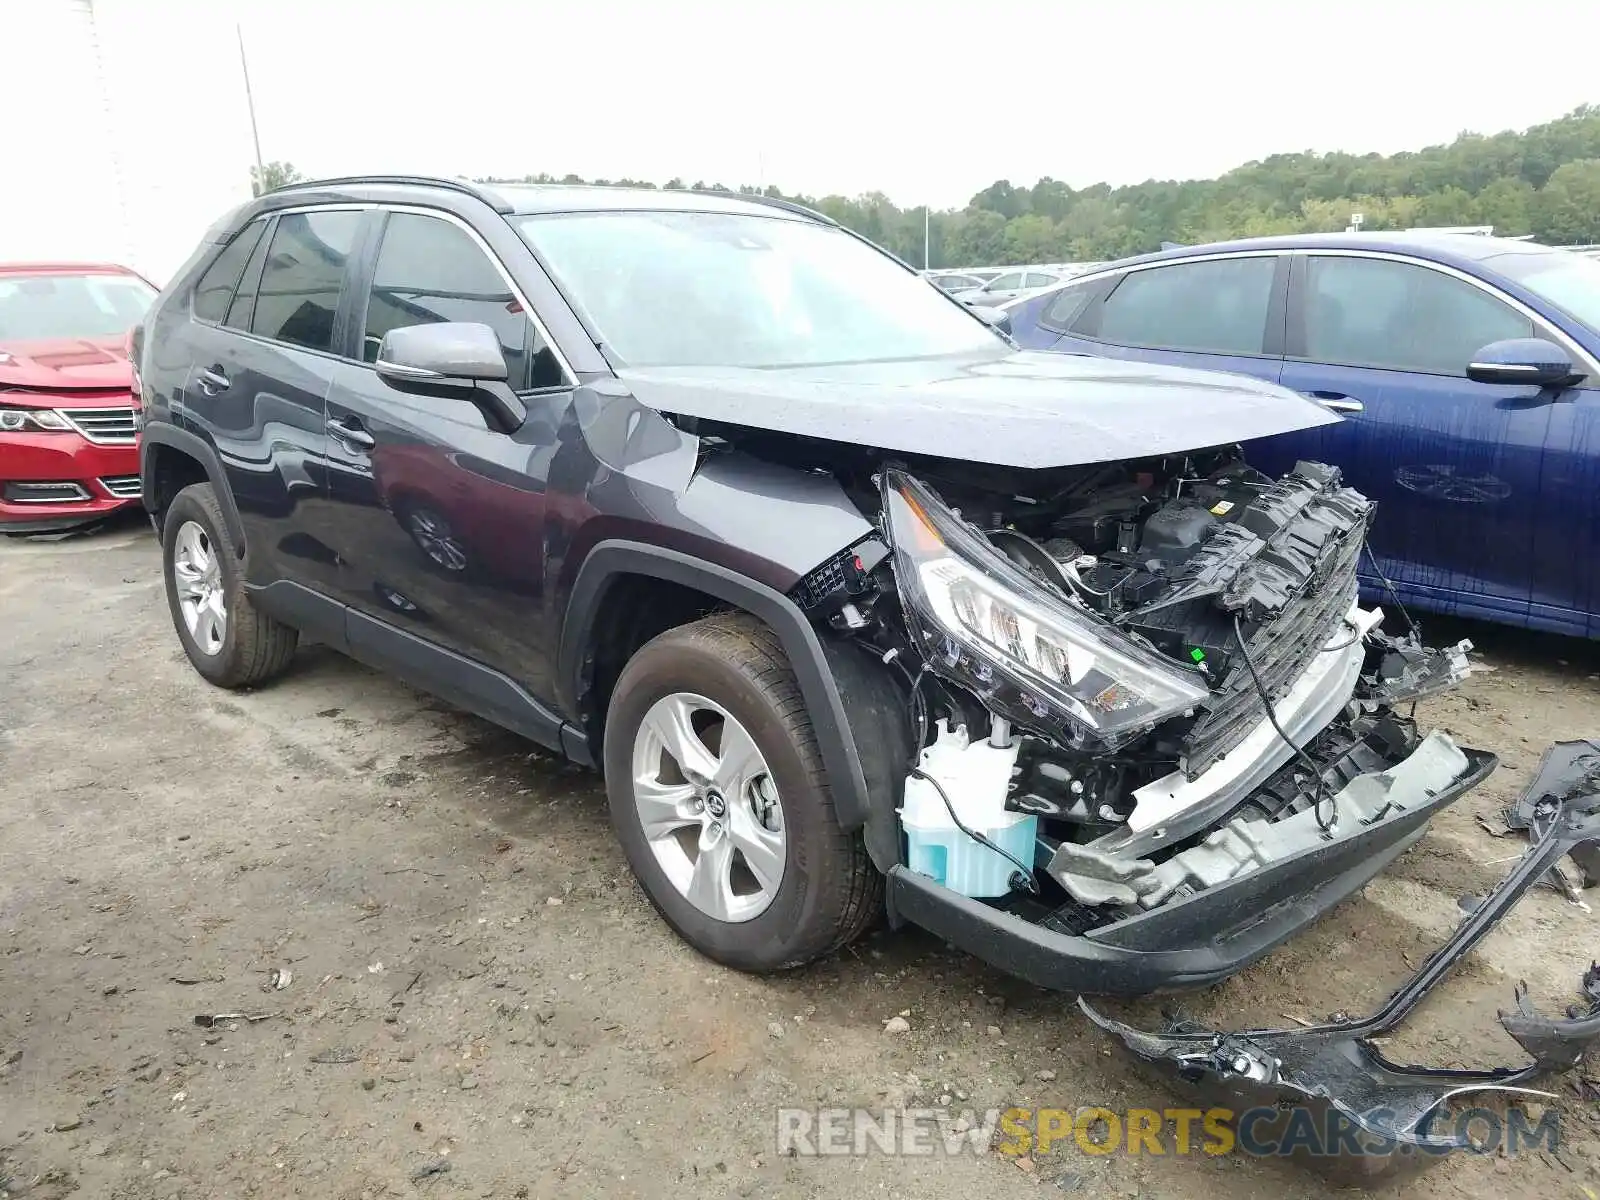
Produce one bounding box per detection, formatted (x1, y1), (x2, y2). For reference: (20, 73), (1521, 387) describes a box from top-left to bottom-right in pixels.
(603, 613), (881, 971)
(162, 483), (298, 688)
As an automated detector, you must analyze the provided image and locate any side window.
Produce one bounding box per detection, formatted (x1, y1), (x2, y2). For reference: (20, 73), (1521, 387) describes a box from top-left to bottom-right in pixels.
(1096, 256), (1277, 355)
(362, 212), (565, 389)
(1023, 272), (1058, 289)
(223, 217), (275, 331)
(1301, 256), (1534, 375)
(191, 220), (267, 323)
(251, 210), (363, 352)
(987, 272), (1026, 290)
(1040, 281), (1098, 331)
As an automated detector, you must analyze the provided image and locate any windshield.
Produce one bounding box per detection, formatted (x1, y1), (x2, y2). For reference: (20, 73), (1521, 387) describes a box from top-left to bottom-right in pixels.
(515, 210), (1000, 368)
(1488, 250), (1600, 332)
(0, 273), (156, 341)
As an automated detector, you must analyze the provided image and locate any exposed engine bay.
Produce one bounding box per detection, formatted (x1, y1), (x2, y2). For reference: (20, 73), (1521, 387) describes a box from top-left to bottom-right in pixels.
(680, 414), (1596, 1184)
(789, 446), (1476, 935)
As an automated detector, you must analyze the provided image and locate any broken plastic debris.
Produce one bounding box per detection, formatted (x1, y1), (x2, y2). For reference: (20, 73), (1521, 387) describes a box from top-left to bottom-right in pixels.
(264, 967), (292, 992)
(1501, 738), (1600, 902)
(309, 1047), (361, 1064)
(1081, 756), (1600, 1186)
(192, 1012), (275, 1029)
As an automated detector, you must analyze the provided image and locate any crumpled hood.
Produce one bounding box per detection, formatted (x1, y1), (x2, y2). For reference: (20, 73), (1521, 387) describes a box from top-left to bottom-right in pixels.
(617, 349), (1338, 469)
(0, 337), (131, 391)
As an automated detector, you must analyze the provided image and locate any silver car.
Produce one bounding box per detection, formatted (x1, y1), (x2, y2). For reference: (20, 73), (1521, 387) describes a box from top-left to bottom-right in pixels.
(954, 268), (1062, 306)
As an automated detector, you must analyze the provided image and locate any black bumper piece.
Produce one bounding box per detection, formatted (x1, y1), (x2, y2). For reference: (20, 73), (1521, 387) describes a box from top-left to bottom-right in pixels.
(885, 747), (1497, 997)
(1080, 745), (1600, 1186)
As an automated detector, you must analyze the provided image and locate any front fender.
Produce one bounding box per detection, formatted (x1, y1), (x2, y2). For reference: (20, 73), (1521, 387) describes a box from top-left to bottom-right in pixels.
(561, 542), (888, 846)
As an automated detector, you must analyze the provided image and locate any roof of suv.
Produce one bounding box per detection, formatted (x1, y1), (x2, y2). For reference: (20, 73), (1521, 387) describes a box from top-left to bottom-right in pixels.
(265, 175), (831, 223)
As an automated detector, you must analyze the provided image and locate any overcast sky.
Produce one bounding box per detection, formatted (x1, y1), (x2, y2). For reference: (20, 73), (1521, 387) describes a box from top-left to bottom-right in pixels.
(239, 0), (1599, 209)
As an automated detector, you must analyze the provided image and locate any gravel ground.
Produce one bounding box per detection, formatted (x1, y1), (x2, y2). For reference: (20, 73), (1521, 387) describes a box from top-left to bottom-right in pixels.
(1, 516), (1596, 1199)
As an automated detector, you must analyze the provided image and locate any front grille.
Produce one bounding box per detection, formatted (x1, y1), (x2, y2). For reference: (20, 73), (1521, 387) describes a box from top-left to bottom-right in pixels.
(3, 481), (91, 504)
(99, 474), (143, 499)
(60, 406), (138, 445)
(1179, 524), (1365, 777)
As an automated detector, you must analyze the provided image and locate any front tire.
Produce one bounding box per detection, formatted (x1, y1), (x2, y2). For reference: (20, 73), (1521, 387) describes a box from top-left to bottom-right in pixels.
(162, 483), (298, 688)
(603, 613), (881, 971)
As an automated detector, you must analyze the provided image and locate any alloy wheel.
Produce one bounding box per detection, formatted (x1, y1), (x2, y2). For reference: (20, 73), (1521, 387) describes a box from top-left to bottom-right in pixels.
(172, 520), (227, 655)
(630, 692), (787, 923)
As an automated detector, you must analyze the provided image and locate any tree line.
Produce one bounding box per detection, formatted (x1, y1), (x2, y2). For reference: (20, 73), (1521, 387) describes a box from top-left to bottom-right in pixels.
(261, 105), (1600, 269)
(478, 105), (1600, 268)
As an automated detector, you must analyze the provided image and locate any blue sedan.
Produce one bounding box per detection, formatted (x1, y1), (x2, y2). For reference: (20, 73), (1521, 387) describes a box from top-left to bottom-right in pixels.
(1003, 233), (1600, 638)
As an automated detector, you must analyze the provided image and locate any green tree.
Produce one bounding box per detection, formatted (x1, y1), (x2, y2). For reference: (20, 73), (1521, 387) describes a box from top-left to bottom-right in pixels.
(250, 161), (303, 196)
(1533, 159), (1600, 243)
(476, 105), (1600, 267)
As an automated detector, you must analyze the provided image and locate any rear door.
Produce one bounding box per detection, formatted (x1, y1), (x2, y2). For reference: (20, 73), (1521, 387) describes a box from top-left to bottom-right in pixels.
(321, 207), (575, 701)
(1280, 252), (1552, 624)
(177, 207), (365, 591)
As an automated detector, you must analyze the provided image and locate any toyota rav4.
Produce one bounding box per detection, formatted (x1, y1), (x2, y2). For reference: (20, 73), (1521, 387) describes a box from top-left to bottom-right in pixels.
(135, 177), (1598, 1173)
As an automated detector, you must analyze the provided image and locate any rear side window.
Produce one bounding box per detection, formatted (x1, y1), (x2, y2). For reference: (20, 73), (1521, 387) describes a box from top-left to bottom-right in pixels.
(988, 272), (1026, 290)
(362, 211), (565, 389)
(250, 210), (362, 352)
(192, 220), (267, 323)
(1096, 256), (1277, 355)
(1040, 281), (1097, 331)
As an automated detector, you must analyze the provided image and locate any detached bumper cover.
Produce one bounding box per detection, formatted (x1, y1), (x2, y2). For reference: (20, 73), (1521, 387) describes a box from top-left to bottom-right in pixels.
(1081, 748), (1600, 1185)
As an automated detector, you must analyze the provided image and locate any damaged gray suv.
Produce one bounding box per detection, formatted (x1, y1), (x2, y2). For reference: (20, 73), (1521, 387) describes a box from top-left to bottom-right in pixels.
(136, 177), (1598, 1170)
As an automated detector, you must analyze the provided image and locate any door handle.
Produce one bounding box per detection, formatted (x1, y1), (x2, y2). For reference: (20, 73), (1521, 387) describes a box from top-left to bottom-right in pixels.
(1309, 390), (1364, 414)
(197, 366), (230, 395)
(326, 417), (376, 450)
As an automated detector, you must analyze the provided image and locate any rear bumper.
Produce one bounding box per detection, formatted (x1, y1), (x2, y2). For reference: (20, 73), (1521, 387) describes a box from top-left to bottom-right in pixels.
(0, 431), (140, 530)
(885, 743), (1497, 997)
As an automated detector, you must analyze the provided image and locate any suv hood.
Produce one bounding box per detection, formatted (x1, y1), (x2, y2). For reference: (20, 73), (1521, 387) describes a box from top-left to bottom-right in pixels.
(617, 349), (1337, 469)
(0, 337), (131, 391)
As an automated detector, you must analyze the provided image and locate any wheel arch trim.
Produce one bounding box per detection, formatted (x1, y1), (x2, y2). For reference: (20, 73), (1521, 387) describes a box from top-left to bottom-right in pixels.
(139, 424), (247, 550)
(561, 540), (874, 833)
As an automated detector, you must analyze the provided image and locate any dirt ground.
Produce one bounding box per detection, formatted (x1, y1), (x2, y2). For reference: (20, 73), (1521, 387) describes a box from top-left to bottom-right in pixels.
(1, 515), (1596, 1200)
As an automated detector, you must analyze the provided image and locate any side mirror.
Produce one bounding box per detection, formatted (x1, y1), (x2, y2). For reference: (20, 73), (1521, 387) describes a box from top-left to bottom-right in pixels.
(970, 305), (1013, 337)
(1466, 337), (1579, 388)
(375, 322), (525, 432)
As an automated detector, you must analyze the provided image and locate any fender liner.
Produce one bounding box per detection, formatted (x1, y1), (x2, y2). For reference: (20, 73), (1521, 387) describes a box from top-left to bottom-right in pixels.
(138, 423), (247, 550)
(562, 541), (895, 852)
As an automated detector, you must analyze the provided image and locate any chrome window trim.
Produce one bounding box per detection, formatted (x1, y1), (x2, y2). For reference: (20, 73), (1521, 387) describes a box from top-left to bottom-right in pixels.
(1037, 247), (1600, 380)
(370, 204), (576, 386)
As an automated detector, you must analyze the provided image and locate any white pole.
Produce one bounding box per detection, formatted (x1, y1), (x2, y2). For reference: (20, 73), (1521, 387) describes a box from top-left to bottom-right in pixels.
(924, 205), (931, 269)
(237, 22), (266, 192)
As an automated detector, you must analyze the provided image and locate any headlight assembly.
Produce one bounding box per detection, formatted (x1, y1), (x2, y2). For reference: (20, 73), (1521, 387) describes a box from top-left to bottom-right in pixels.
(0, 405), (73, 433)
(882, 469), (1209, 748)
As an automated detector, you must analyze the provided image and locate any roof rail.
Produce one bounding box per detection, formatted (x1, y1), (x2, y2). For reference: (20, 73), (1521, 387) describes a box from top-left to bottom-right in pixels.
(268, 175), (513, 214)
(690, 189), (837, 226)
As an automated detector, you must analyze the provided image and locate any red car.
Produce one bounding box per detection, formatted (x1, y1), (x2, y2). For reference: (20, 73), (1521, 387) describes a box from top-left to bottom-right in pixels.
(0, 262), (157, 534)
